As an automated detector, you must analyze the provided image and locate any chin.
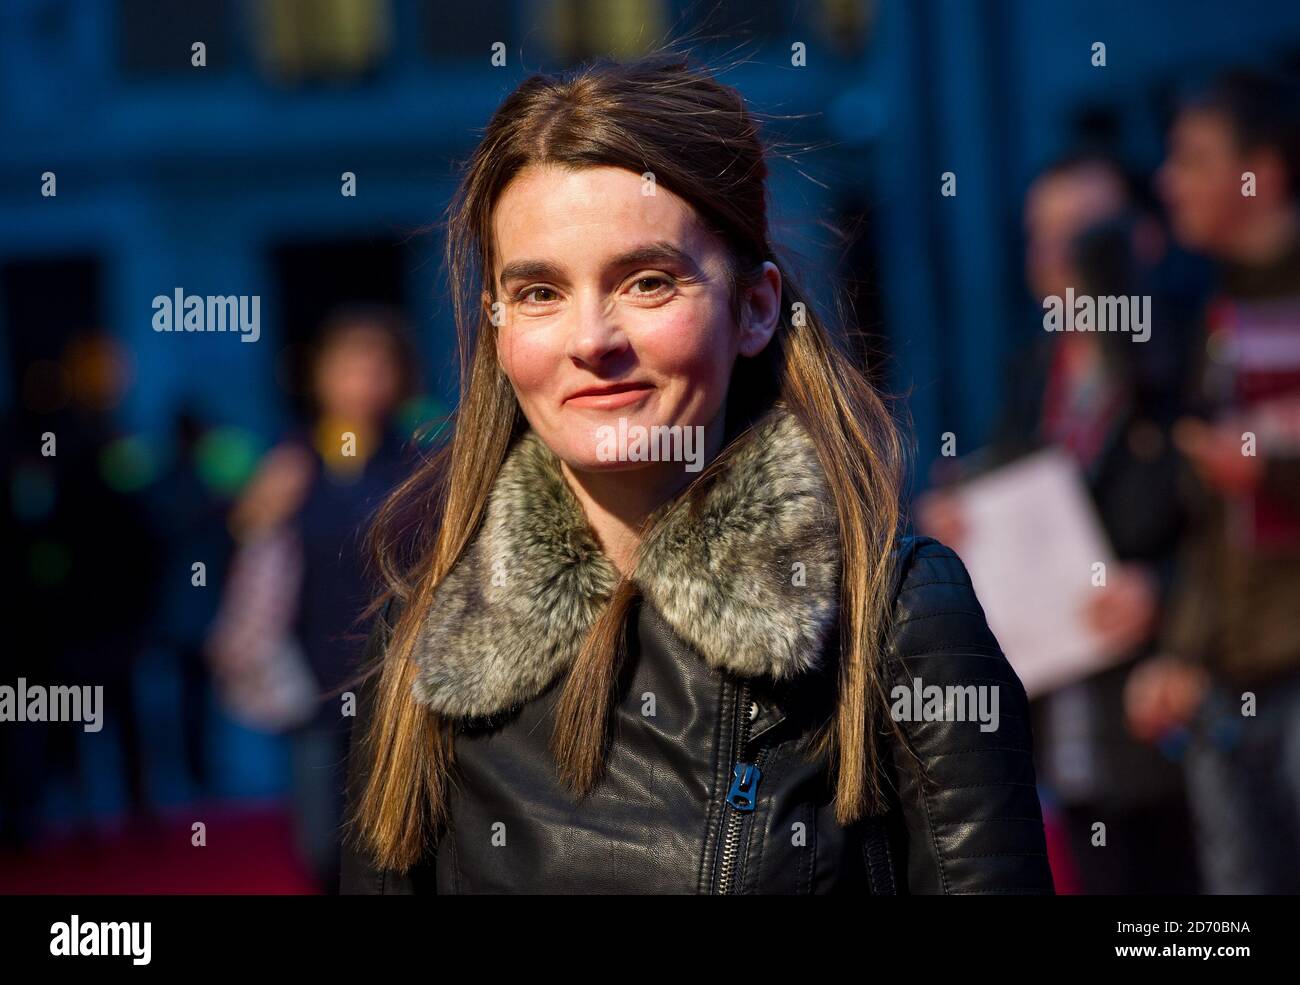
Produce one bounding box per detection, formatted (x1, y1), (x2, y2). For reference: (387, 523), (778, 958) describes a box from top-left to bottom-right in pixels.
(551, 426), (656, 472)
(561, 454), (659, 476)
(1170, 216), (1214, 251)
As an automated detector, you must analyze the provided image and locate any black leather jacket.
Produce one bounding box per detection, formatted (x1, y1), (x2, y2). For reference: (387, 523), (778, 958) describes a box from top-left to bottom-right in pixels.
(340, 533), (1055, 895)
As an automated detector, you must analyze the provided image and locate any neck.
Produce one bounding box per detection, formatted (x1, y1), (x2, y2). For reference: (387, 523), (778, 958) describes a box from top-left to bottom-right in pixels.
(1224, 206), (1298, 265)
(314, 414), (381, 475)
(560, 411), (727, 575)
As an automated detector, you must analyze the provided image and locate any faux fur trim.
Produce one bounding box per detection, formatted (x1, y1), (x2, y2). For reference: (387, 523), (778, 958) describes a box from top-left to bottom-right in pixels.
(412, 408), (841, 719)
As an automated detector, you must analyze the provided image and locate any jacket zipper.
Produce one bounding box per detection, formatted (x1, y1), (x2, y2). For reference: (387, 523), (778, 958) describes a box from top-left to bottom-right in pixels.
(714, 679), (766, 894)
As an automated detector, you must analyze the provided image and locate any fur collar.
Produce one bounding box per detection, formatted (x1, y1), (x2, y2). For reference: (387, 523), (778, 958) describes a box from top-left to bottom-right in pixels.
(411, 408), (841, 720)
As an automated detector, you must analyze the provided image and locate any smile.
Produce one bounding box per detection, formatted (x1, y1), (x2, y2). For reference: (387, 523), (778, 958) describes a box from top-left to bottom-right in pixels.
(564, 382), (655, 410)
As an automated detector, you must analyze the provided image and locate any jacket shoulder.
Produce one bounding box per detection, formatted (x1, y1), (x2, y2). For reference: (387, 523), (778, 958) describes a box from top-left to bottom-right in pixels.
(878, 534), (1056, 895)
(886, 535), (1003, 658)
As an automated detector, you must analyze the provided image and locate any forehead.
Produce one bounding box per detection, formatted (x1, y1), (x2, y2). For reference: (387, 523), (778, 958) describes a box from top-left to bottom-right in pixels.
(1172, 109), (1237, 150)
(491, 164), (715, 268)
(1026, 168), (1124, 229)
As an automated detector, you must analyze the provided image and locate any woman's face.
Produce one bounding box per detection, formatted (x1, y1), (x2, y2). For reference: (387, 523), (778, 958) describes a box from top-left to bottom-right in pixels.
(490, 164), (780, 474)
(314, 325), (402, 424)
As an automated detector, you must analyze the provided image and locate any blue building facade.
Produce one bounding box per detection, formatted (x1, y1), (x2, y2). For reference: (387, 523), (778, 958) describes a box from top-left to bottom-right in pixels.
(3, 1), (1299, 473)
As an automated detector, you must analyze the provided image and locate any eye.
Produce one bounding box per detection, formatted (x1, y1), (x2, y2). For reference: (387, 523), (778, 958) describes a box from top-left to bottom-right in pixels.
(628, 275), (673, 297)
(516, 286), (558, 305)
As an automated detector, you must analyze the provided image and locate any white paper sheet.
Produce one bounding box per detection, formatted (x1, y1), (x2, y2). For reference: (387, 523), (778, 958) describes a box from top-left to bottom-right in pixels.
(948, 447), (1120, 697)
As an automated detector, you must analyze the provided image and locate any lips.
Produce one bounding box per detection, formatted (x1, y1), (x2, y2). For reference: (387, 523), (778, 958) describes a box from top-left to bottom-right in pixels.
(563, 381), (655, 410)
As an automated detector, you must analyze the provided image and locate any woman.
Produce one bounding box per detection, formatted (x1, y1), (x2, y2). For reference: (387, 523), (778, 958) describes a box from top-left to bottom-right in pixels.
(224, 306), (417, 891)
(340, 53), (1054, 894)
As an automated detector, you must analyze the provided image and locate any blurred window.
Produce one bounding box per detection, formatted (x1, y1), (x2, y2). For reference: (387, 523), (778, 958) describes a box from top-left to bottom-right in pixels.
(423, 0), (514, 59)
(834, 190), (890, 389)
(253, 0), (393, 82)
(819, 0), (874, 58)
(688, 0), (784, 43)
(546, 0), (666, 63)
(1, 257), (104, 416)
(117, 0), (233, 76)
(268, 236), (407, 416)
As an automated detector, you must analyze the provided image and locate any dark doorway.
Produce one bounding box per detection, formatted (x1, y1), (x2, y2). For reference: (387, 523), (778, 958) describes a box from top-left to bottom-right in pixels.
(2, 255), (103, 382)
(835, 192), (891, 392)
(269, 235), (408, 420)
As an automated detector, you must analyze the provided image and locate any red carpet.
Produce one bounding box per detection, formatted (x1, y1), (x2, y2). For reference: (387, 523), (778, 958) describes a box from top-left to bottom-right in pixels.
(0, 802), (320, 894)
(4, 799), (1079, 894)
(1042, 802), (1082, 894)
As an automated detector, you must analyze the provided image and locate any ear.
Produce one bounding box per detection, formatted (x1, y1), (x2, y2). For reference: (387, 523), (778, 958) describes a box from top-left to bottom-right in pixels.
(737, 261), (782, 358)
(1248, 147), (1290, 206)
(485, 290), (511, 369)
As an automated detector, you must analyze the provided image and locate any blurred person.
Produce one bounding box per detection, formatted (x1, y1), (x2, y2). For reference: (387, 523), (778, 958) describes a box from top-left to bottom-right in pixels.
(3, 332), (162, 833)
(918, 153), (1203, 893)
(1128, 68), (1300, 894)
(0, 406), (48, 850)
(223, 305), (416, 893)
(144, 406), (237, 796)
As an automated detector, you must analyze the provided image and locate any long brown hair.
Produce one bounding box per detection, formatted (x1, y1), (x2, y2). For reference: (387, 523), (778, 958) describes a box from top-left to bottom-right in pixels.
(348, 50), (908, 872)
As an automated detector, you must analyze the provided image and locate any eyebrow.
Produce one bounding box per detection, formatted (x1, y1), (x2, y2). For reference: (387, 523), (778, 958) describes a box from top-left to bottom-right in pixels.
(496, 241), (700, 292)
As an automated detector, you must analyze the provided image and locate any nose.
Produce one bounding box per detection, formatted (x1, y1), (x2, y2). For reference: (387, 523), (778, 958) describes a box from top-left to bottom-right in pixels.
(564, 295), (629, 368)
(1154, 160), (1175, 204)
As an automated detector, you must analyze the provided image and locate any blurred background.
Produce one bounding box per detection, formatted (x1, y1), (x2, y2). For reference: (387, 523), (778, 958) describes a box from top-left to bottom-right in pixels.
(2, 0), (1299, 894)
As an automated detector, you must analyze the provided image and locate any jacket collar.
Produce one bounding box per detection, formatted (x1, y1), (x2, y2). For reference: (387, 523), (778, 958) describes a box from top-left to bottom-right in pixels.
(411, 407), (842, 720)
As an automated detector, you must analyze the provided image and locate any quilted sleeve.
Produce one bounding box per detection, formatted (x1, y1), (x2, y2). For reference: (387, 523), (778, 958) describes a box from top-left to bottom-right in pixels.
(881, 537), (1056, 894)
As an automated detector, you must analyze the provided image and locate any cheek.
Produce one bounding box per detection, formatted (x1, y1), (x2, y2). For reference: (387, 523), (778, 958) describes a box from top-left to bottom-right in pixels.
(497, 324), (561, 399)
(1189, 162), (1236, 202)
(635, 303), (736, 393)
